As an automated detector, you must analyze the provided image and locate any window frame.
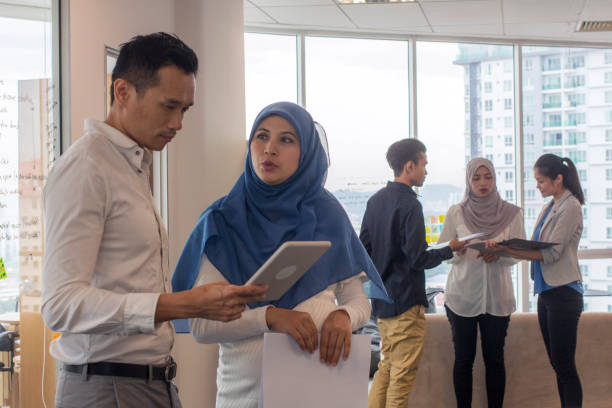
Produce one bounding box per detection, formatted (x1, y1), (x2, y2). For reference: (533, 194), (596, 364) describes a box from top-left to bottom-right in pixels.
(244, 27), (612, 312)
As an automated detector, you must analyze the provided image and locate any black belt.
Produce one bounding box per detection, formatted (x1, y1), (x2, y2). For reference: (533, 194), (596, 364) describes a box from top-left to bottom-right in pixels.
(64, 360), (177, 381)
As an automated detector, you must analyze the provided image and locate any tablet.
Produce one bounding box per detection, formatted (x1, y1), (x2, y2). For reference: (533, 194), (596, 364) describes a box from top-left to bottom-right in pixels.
(245, 241), (331, 301)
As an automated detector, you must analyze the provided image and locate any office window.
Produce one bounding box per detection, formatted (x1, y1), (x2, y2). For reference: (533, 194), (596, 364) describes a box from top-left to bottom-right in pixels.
(505, 171), (513, 183)
(505, 153), (513, 165)
(521, 46), (612, 312)
(608, 227), (612, 240)
(606, 91), (612, 104)
(606, 52), (612, 64)
(607, 208), (612, 220)
(524, 114), (535, 126)
(580, 265), (588, 276)
(504, 98), (512, 110)
(607, 110), (612, 123)
(607, 150), (612, 161)
(582, 227), (588, 239)
(245, 33), (298, 133)
(504, 80), (512, 92)
(606, 72), (612, 84)
(608, 265), (612, 278)
(582, 207), (587, 219)
(606, 168), (612, 181)
(504, 116), (513, 128)
(606, 129), (612, 142)
(504, 60), (512, 72)
(418, 42), (515, 310)
(504, 134), (512, 146)
(0, 6), (58, 312)
(524, 58), (533, 71)
(305, 36), (409, 231)
(525, 133), (535, 144)
(505, 190), (514, 201)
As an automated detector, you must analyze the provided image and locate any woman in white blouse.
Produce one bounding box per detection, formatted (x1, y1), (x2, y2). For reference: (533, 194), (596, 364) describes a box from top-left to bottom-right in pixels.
(438, 158), (525, 408)
(171, 102), (388, 408)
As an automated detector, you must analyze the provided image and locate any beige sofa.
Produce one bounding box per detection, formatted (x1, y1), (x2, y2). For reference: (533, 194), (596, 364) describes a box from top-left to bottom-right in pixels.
(407, 312), (612, 407)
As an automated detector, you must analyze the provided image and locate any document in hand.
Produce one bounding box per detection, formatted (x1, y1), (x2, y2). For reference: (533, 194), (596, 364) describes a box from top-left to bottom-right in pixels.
(245, 241), (331, 301)
(259, 332), (370, 408)
(428, 232), (485, 250)
(467, 238), (558, 257)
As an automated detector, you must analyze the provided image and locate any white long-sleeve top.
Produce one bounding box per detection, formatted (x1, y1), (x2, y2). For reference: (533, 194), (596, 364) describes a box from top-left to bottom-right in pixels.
(190, 256), (371, 408)
(42, 119), (172, 365)
(439, 205), (525, 317)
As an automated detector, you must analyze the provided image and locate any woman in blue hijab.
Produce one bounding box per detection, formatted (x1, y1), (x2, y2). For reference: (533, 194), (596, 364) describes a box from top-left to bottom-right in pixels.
(172, 102), (388, 407)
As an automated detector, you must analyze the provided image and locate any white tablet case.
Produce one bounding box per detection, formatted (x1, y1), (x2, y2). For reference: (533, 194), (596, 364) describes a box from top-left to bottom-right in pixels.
(245, 241), (331, 301)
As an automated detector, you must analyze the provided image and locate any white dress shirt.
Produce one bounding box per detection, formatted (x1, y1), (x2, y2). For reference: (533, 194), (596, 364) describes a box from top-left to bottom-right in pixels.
(42, 119), (173, 365)
(439, 205), (525, 317)
(190, 257), (371, 408)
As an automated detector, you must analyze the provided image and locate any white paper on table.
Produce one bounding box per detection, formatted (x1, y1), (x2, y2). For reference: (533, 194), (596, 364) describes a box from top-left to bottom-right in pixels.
(259, 332), (370, 408)
(427, 232), (486, 250)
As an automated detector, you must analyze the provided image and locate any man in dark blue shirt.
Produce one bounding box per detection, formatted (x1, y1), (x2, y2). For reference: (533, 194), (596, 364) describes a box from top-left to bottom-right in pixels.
(361, 139), (466, 408)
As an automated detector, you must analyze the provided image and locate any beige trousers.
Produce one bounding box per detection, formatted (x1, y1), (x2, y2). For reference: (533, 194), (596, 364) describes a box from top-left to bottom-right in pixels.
(368, 305), (426, 408)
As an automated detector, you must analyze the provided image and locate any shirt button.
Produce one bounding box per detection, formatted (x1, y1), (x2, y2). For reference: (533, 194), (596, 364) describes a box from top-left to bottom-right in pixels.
(135, 150), (141, 156)
(137, 169), (142, 173)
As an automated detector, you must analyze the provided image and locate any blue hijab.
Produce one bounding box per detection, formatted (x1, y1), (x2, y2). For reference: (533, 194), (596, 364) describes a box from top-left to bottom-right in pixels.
(172, 102), (390, 309)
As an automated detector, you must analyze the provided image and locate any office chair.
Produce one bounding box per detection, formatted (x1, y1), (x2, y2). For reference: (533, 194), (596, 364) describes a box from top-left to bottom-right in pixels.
(0, 323), (19, 374)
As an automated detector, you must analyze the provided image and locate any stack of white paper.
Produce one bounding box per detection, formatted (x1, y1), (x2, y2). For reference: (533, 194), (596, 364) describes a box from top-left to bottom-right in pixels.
(260, 332), (370, 408)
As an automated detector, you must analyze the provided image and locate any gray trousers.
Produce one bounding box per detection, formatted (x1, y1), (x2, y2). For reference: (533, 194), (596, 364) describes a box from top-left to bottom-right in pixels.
(55, 367), (182, 408)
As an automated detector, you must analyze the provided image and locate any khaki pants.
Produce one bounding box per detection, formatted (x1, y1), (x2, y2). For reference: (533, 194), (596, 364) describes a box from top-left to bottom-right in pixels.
(368, 305), (426, 408)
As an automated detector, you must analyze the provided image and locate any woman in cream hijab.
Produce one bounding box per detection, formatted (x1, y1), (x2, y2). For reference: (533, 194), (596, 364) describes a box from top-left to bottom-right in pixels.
(438, 158), (525, 408)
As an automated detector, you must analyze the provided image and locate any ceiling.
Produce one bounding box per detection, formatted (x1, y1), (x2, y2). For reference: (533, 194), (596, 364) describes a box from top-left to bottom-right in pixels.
(244, 0), (612, 44)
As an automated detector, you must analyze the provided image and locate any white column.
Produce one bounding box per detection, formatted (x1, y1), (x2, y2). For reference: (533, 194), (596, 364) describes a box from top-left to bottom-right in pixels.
(170, 1), (247, 407)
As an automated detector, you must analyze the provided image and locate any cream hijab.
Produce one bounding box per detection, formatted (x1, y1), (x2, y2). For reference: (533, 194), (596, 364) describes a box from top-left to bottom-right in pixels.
(459, 158), (520, 240)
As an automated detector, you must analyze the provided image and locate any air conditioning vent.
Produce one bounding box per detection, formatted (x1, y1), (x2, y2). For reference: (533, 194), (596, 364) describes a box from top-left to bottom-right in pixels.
(575, 20), (612, 32)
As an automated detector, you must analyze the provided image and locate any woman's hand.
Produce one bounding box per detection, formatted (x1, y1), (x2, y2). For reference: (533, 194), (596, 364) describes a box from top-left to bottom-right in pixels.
(478, 240), (502, 262)
(319, 310), (352, 366)
(477, 252), (500, 263)
(265, 307), (318, 353)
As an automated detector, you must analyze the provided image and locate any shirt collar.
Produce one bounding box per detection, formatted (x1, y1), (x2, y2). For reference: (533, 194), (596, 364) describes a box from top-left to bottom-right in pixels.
(84, 119), (152, 171)
(388, 180), (416, 196)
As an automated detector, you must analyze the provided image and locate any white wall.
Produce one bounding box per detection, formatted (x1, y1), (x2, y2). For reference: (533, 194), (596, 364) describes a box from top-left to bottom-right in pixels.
(65, 1), (247, 407)
(67, 0), (175, 140)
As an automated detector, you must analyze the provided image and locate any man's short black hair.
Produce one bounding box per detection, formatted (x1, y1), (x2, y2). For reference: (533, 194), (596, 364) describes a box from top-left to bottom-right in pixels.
(110, 32), (198, 105)
(386, 138), (427, 177)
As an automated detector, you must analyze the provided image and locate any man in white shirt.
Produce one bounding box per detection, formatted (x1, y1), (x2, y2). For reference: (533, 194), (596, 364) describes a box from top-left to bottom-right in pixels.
(42, 32), (266, 408)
